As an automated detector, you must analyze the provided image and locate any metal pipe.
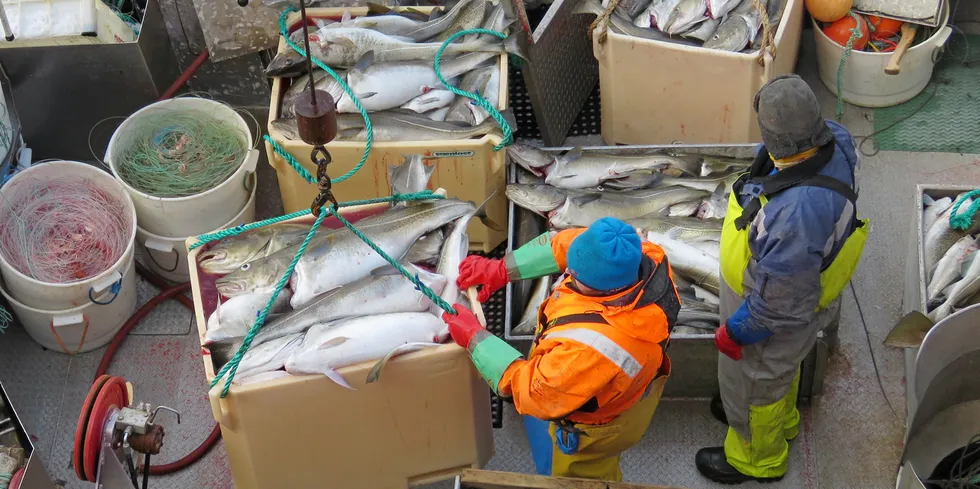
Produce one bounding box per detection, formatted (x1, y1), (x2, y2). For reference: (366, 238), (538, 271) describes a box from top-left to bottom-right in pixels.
(0, 2), (14, 42)
(298, 0), (317, 107)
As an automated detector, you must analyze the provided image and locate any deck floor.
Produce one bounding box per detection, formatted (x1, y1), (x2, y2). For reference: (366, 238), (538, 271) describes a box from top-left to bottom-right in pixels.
(2, 33), (979, 489)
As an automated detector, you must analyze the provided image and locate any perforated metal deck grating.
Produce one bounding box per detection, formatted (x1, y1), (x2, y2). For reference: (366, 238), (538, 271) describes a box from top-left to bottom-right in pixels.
(509, 61), (603, 142)
(476, 242), (507, 428)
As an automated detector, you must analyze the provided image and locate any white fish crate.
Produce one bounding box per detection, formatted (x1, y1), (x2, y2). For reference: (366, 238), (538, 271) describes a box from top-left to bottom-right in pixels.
(503, 143), (833, 399)
(266, 7), (510, 253)
(592, 0), (804, 145)
(902, 184), (980, 421)
(186, 200), (494, 489)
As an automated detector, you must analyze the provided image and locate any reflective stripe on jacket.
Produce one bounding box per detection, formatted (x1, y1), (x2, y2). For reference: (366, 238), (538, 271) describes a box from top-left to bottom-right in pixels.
(498, 229), (680, 425)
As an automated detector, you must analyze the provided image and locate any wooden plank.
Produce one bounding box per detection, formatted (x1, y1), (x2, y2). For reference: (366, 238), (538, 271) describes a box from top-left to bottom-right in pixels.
(460, 469), (690, 489)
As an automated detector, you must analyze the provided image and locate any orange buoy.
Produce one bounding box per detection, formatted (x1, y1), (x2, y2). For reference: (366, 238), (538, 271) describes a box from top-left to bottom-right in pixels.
(868, 15), (904, 39)
(823, 13), (870, 50)
(806, 0), (852, 22)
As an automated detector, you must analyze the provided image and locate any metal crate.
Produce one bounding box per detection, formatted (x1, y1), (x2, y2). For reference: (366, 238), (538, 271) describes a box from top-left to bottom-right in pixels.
(501, 143), (834, 399)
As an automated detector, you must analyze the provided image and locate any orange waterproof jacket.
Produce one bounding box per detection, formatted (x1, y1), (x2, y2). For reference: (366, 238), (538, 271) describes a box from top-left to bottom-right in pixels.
(498, 229), (680, 425)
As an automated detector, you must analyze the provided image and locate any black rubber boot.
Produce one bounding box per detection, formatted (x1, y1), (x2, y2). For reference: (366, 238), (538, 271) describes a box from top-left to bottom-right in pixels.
(710, 392), (728, 425)
(695, 447), (784, 485)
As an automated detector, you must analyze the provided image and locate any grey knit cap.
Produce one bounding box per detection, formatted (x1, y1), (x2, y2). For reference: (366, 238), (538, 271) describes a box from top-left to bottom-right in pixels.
(754, 74), (834, 159)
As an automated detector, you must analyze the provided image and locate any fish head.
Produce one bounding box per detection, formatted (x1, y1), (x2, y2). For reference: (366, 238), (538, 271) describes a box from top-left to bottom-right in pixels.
(507, 144), (555, 176)
(215, 255), (288, 297)
(198, 233), (271, 275)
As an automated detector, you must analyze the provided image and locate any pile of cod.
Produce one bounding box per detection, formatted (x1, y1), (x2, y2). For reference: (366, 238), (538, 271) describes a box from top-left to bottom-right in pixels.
(921, 192), (980, 322)
(196, 157), (481, 387)
(268, 0), (518, 142)
(506, 143), (750, 336)
(582, 0), (786, 52)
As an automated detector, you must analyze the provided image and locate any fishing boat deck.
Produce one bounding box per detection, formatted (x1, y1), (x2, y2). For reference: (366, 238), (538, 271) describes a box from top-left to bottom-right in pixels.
(1, 34), (978, 489)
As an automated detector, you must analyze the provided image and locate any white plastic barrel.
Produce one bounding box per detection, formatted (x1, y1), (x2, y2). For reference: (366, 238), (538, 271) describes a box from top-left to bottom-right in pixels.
(104, 98), (259, 238)
(0, 160), (137, 310)
(0, 254), (137, 353)
(814, 6), (951, 108)
(137, 178), (257, 283)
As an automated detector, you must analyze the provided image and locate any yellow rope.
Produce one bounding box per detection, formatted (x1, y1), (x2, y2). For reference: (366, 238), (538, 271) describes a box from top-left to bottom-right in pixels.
(752, 0), (775, 67)
(589, 0), (621, 44)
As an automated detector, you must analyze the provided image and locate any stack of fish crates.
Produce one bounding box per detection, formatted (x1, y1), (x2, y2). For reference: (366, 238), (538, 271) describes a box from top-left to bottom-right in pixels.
(592, 0), (804, 145)
(266, 8), (510, 253)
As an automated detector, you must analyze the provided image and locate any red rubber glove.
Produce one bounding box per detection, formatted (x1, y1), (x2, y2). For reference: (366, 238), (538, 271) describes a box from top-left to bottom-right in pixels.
(442, 304), (484, 349)
(715, 324), (743, 361)
(457, 256), (509, 302)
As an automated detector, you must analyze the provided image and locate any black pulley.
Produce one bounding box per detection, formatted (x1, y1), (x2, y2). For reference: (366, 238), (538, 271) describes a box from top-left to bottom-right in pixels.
(294, 89), (338, 146)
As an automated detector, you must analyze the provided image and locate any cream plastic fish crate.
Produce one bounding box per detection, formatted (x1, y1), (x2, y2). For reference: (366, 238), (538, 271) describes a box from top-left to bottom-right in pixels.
(503, 143), (832, 400)
(592, 0), (804, 145)
(902, 184), (980, 421)
(186, 200), (494, 489)
(266, 7), (510, 253)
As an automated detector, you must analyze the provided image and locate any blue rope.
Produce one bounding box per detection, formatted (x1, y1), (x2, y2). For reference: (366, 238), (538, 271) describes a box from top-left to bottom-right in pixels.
(433, 28), (514, 151)
(950, 190), (980, 231)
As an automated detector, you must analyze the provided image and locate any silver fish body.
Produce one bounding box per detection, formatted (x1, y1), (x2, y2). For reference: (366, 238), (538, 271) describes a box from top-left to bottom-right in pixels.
(701, 156), (751, 176)
(468, 67), (500, 124)
(446, 64), (496, 125)
(507, 144), (555, 177)
(426, 106), (452, 122)
(209, 264), (447, 367)
(404, 228), (446, 265)
(666, 199), (702, 217)
(205, 290), (293, 344)
(659, 170), (740, 194)
(664, 0), (708, 35)
(707, 0), (740, 18)
(431, 207), (480, 315)
(198, 224), (312, 275)
(505, 184), (567, 216)
(601, 171), (660, 191)
(617, 0), (655, 21)
(704, 0), (764, 51)
(647, 230), (721, 294)
(388, 154), (435, 196)
(236, 333), (304, 380)
(281, 70), (348, 119)
(628, 216), (722, 242)
(511, 276), (550, 335)
(649, 0), (682, 29)
(337, 110), (508, 141)
(683, 16), (720, 41)
(930, 250), (980, 321)
(927, 236), (978, 305)
(433, 0), (487, 43)
(925, 197), (980, 275)
(325, 12), (427, 39)
(545, 151), (696, 189)
(576, 0), (697, 45)
(549, 186), (708, 229)
(400, 90), (457, 113)
(922, 195), (953, 233)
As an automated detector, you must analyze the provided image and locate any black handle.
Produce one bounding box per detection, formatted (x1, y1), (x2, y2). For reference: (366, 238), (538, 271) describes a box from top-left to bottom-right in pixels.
(237, 0), (249, 6)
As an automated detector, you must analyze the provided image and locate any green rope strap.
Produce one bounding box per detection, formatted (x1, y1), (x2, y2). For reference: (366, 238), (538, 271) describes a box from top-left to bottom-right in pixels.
(433, 28), (514, 151)
(950, 190), (980, 230)
(277, 7), (373, 182)
(835, 12), (873, 122)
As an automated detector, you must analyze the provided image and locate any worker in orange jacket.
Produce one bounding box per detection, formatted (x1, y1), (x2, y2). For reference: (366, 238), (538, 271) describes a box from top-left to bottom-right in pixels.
(441, 217), (680, 481)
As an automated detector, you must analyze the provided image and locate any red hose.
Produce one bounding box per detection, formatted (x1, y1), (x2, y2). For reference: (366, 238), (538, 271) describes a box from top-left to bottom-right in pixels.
(158, 50), (210, 101)
(96, 270), (222, 475)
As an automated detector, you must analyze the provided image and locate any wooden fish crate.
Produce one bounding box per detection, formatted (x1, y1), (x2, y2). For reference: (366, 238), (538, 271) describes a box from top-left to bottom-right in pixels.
(186, 200), (494, 489)
(267, 7), (510, 253)
(902, 184), (980, 422)
(592, 0), (804, 145)
(503, 143), (832, 400)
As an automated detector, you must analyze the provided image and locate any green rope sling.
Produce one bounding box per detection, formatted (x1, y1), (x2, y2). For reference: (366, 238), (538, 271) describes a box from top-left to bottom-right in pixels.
(199, 14), (514, 396)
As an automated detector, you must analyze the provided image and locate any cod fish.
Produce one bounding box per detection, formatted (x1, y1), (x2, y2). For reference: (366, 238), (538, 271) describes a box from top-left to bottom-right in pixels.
(659, 170), (740, 194)
(404, 228), (445, 265)
(205, 289), (293, 344)
(214, 199), (473, 302)
(198, 224), (313, 274)
(235, 333), (304, 381)
(284, 312), (447, 388)
(701, 156), (752, 176)
(266, 27), (522, 75)
(431, 201), (488, 316)
(930, 250), (980, 321)
(426, 106), (452, 122)
(388, 154), (434, 196)
(927, 236), (978, 305)
(643, 0), (683, 29)
(329, 1), (473, 42)
(697, 184), (729, 220)
(628, 216), (722, 243)
(545, 148), (701, 189)
(922, 194), (953, 233)
(925, 197), (980, 275)
(508, 144), (555, 177)
(663, 0), (708, 35)
(280, 70), (348, 119)
(446, 63), (497, 125)
(647, 231), (721, 294)
(339, 110), (513, 142)
(511, 276), (550, 336)
(337, 51), (497, 113)
(703, 0), (764, 52)
(468, 67), (500, 125)
(666, 199), (703, 217)
(575, 0), (698, 45)
(400, 90), (456, 114)
(506, 184), (568, 216)
(209, 264), (447, 367)
(602, 171), (660, 191)
(690, 240), (720, 258)
(432, 0), (487, 43)
(550, 186), (708, 229)
(707, 0), (740, 19)
(683, 16), (720, 41)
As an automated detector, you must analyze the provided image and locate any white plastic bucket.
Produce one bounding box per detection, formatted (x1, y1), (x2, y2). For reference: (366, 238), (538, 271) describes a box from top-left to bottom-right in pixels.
(0, 253), (137, 353)
(814, 6), (951, 108)
(104, 98), (260, 238)
(0, 160), (137, 310)
(137, 177), (257, 283)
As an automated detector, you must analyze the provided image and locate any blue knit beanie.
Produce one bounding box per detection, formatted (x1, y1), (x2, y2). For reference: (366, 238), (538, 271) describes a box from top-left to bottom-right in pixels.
(567, 217), (642, 292)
